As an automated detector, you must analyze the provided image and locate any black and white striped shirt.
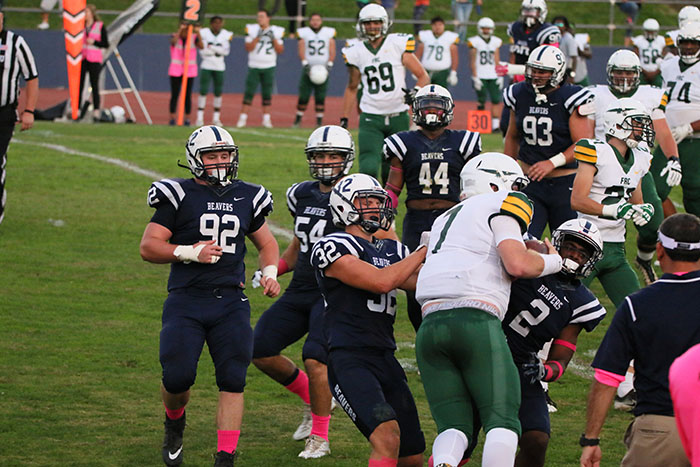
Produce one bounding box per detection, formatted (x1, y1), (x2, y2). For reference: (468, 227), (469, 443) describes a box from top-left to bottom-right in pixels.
(0, 30), (38, 107)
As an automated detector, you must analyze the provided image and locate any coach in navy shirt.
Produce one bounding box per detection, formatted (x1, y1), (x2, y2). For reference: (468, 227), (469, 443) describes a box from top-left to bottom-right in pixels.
(580, 213), (700, 467)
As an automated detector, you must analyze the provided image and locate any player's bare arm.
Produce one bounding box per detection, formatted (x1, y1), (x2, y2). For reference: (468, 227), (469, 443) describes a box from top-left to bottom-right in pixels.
(140, 222), (222, 264)
(403, 52), (430, 87)
(341, 66), (361, 120)
(498, 237), (557, 278)
(570, 162), (603, 216)
(504, 110), (521, 158)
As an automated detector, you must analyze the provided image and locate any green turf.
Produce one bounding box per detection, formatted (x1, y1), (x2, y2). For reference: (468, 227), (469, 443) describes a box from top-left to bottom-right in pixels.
(3, 0), (684, 46)
(1, 122), (674, 465)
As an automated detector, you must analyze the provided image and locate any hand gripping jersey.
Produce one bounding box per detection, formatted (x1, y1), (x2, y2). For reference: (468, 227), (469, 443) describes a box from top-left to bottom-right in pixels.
(574, 139), (650, 242)
(508, 21), (561, 65)
(383, 129), (481, 204)
(342, 33), (416, 115)
(311, 233), (410, 351)
(588, 84), (665, 140)
(503, 82), (593, 166)
(297, 26), (336, 66)
(632, 35), (666, 72)
(199, 27), (233, 71)
(416, 190), (534, 319)
(245, 23), (285, 68)
(286, 181), (343, 291)
(659, 56), (700, 129)
(418, 29), (459, 72)
(503, 275), (605, 363)
(467, 34), (503, 80)
(147, 178), (273, 291)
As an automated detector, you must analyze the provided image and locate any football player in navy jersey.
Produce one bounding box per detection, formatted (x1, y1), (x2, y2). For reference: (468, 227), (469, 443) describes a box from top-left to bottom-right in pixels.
(311, 173), (427, 467)
(383, 84), (481, 331)
(503, 219), (606, 467)
(504, 44), (595, 238)
(251, 125), (355, 460)
(139, 125), (280, 467)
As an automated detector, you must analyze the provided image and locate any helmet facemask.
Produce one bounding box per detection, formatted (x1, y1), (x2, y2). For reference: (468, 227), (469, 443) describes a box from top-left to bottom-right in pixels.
(333, 188), (394, 233)
(358, 18), (387, 41)
(521, 7), (541, 28)
(552, 233), (599, 279)
(197, 149), (239, 186)
(618, 113), (655, 149)
(678, 38), (700, 65)
(607, 67), (640, 95)
(412, 94), (454, 129)
(526, 64), (556, 91)
(307, 150), (352, 186)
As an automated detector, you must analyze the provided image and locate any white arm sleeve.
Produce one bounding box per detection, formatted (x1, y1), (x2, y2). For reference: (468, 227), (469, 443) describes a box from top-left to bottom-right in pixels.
(490, 215), (526, 246)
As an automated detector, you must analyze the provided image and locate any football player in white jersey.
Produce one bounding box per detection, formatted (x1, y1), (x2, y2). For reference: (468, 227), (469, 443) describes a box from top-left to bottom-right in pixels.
(571, 98), (655, 308)
(632, 18), (665, 87)
(196, 16), (233, 127)
(293, 14), (336, 128)
(416, 16), (459, 89)
(340, 4), (429, 183)
(588, 50), (680, 285)
(416, 153), (563, 467)
(468, 17), (503, 130)
(237, 9), (285, 129)
(663, 5), (700, 57)
(655, 22), (700, 220)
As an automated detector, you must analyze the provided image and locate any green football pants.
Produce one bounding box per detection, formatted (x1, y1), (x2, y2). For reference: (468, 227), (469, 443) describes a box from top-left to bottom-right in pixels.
(584, 241), (640, 308)
(358, 111), (410, 183)
(651, 138), (700, 217)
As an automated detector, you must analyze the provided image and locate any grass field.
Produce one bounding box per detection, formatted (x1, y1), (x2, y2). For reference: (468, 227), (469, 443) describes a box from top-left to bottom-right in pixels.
(2, 0), (685, 46)
(0, 122), (671, 466)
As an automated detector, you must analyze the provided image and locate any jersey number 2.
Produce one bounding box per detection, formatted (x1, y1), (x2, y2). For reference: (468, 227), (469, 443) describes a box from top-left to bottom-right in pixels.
(509, 298), (550, 337)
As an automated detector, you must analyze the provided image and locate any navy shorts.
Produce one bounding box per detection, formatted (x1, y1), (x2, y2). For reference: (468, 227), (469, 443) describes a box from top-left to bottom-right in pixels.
(328, 348), (425, 457)
(252, 287), (328, 363)
(517, 367), (551, 435)
(160, 286), (252, 394)
(523, 174), (577, 239)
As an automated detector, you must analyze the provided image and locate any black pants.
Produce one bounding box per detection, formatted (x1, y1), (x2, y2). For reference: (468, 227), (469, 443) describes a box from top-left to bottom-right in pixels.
(285, 0), (305, 35)
(79, 60), (102, 110)
(0, 109), (17, 224)
(169, 76), (194, 115)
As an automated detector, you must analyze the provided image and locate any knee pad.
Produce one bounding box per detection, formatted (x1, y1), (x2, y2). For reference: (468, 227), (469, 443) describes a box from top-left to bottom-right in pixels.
(162, 366), (197, 395)
(215, 359), (249, 393)
(262, 98), (272, 106)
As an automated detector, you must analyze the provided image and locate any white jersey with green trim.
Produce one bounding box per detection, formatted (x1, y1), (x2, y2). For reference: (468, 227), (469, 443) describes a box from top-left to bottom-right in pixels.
(659, 56), (700, 129)
(199, 28), (233, 71)
(298, 26), (336, 66)
(418, 30), (459, 71)
(416, 190), (533, 320)
(632, 35), (665, 72)
(342, 33), (415, 115)
(588, 85), (665, 140)
(245, 24), (285, 68)
(467, 35), (502, 79)
(574, 139), (650, 243)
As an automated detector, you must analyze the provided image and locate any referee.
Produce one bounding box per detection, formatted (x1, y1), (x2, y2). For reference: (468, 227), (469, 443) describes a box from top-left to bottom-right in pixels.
(0, 9), (39, 225)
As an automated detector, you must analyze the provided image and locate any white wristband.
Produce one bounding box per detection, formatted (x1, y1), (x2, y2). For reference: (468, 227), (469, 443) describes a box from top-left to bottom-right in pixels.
(327, 61), (334, 67)
(537, 253), (563, 277)
(651, 108), (665, 120)
(301, 59), (309, 66)
(262, 265), (278, 281)
(548, 152), (567, 168)
(173, 244), (205, 264)
(601, 203), (619, 218)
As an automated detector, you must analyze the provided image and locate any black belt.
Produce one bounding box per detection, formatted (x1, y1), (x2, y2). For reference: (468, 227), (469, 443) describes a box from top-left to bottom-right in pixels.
(171, 284), (243, 299)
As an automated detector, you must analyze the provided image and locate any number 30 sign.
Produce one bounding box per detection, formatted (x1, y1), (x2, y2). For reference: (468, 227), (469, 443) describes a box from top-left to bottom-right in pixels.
(180, 0), (207, 24)
(466, 110), (492, 134)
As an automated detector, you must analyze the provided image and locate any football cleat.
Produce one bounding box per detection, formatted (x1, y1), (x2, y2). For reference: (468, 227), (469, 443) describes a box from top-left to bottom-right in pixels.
(298, 434), (331, 459)
(293, 403), (313, 441)
(635, 257), (657, 285)
(236, 115), (247, 128)
(262, 115), (273, 129)
(614, 389), (637, 411)
(162, 412), (186, 466)
(544, 389), (558, 413)
(213, 450), (236, 467)
(212, 118), (223, 127)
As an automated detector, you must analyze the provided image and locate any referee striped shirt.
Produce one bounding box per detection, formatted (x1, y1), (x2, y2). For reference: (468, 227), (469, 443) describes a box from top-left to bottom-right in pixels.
(0, 29), (38, 107)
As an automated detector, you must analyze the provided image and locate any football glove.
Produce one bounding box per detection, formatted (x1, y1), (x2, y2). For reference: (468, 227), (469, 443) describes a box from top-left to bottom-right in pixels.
(660, 156), (682, 187)
(601, 201), (636, 220)
(402, 87), (419, 106)
(630, 203), (655, 226)
(251, 269), (263, 288)
(327, 61), (334, 71)
(301, 59), (310, 75)
(496, 76), (504, 89)
(339, 117), (348, 129)
(671, 123), (694, 143)
(520, 353), (546, 384)
(447, 70), (459, 87)
(472, 76), (483, 91)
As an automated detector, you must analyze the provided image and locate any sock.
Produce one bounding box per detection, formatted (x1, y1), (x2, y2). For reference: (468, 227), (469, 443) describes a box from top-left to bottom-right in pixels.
(198, 95), (206, 108)
(294, 111), (303, 124)
(196, 109), (204, 122)
(316, 113), (323, 125)
(284, 368), (311, 404)
(310, 413), (331, 441)
(213, 96), (222, 108)
(637, 249), (654, 261)
(238, 113), (247, 121)
(492, 117), (500, 129)
(263, 113), (271, 121)
(217, 429), (240, 454)
(164, 403), (185, 420)
(368, 457), (397, 467)
(482, 428), (518, 467)
(432, 428), (468, 467)
(213, 110), (221, 122)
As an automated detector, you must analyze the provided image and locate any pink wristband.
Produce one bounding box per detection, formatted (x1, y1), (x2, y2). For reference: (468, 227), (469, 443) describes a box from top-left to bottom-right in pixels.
(389, 165), (403, 173)
(546, 361), (564, 382)
(387, 189), (399, 209)
(553, 339), (576, 352)
(278, 258), (290, 276)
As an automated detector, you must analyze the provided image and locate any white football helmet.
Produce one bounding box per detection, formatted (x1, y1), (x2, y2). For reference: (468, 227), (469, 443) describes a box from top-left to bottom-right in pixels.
(356, 4), (391, 41)
(525, 45), (566, 90)
(521, 0), (548, 28)
(183, 125), (239, 185)
(677, 22), (700, 65)
(552, 218), (603, 279)
(110, 105), (126, 124)
(606, 49), (641, 95)
(309, 65), (329, 85)
(642, 18), (659, 40)
(678, 6), (700, 29)
(329, 174), (394, 233)
(459, 152), (529, 200)
(477, 17), (495, 40)
(604, 98), (655, 149)
(305, 125), (355, 185)
(412, 84), (454, 129)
